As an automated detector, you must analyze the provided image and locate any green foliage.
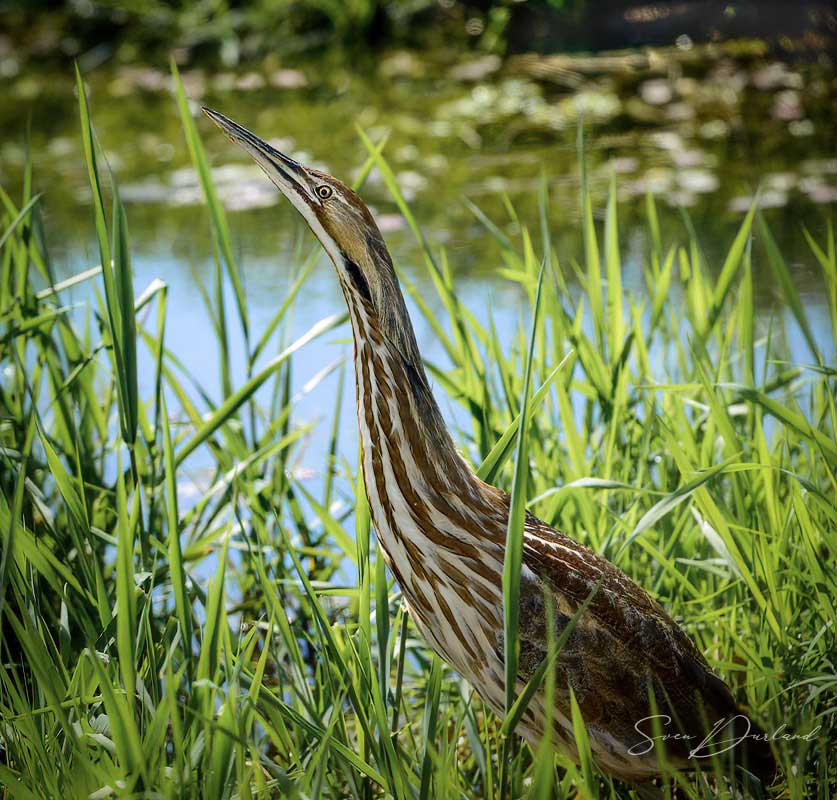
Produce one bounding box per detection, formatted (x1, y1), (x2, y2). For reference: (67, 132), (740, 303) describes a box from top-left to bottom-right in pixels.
(503, 263), (545, 720)
(0, 74), (835, 799)
(11, 0), (443, 67)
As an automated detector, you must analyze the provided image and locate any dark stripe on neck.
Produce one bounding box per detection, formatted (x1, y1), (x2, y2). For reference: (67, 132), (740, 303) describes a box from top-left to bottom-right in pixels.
(342, 256), (372, 303)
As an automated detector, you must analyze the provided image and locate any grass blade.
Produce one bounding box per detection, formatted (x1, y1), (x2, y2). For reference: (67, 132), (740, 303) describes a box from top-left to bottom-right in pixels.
(503, 263), (545, 715)
(172, 60), (249, 350)
(175, 313), (344, 465)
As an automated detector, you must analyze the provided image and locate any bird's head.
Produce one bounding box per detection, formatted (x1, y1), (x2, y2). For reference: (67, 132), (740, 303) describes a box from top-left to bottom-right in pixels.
(203, 108), (466, 475)
(203, 107), (394, 314)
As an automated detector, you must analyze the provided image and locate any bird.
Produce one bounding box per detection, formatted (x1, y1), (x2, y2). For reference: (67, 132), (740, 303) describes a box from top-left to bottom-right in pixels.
(203, 107), (776, 788)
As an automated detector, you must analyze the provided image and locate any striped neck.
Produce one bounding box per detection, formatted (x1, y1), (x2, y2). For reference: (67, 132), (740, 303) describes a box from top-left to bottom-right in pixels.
(339, 271), (474, 495)
(339, 264), (509, 681)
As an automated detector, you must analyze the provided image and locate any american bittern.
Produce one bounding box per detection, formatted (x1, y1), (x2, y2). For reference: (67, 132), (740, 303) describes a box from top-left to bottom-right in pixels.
(204, 108), (776, 786)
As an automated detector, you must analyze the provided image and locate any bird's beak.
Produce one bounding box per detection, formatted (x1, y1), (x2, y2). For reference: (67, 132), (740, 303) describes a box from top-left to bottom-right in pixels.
(202, 107), (317, 207)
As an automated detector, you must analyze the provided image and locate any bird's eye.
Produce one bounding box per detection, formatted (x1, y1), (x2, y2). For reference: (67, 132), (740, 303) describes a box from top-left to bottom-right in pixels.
(316, 185), (333, 200)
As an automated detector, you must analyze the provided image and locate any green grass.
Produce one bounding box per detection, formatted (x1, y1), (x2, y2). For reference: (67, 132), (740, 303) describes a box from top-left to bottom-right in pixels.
(0, 71), (835, 799)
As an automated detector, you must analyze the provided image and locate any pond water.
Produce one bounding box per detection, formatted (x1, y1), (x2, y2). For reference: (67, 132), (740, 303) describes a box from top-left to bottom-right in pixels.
(1, 41), (835, 505)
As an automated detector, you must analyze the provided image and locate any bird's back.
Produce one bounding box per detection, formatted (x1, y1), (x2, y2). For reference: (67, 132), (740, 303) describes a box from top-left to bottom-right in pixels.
(515, 508), (776, 783)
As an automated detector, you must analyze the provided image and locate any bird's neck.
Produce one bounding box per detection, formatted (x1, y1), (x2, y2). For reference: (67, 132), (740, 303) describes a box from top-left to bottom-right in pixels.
(339, 267), (509, 679)
(340, 272), (493, 535)
(342, 274), (464, 470)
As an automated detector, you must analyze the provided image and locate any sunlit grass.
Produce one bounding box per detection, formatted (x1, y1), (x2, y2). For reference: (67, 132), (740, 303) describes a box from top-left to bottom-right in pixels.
(0, 68), (834, 798)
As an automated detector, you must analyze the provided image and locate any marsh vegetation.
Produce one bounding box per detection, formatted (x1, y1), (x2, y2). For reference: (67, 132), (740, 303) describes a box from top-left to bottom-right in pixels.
(0, 56), (834, 795)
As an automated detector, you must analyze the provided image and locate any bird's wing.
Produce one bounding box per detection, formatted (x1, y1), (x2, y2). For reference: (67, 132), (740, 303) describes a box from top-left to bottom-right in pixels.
(518, 511), (738, 750)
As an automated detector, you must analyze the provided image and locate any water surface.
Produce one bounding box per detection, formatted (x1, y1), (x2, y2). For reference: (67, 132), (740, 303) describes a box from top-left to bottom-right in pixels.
(1, 41), (835, 504)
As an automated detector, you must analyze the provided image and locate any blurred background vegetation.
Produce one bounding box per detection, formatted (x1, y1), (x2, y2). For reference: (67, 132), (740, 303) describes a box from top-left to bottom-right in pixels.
(0, 1), (835, 68)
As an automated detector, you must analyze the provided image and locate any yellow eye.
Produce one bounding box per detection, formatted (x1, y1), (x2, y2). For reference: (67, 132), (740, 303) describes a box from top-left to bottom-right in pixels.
(316, 185), (333, 200)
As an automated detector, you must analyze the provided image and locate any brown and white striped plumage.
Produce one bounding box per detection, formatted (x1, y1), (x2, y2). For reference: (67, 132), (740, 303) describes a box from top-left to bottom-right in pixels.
(204, 109), (776, 784)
